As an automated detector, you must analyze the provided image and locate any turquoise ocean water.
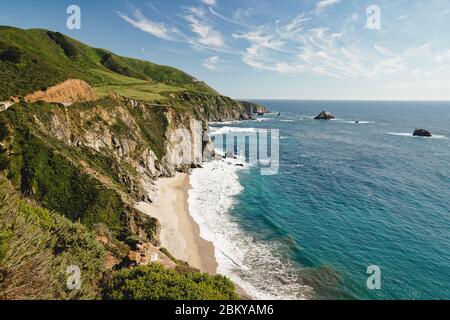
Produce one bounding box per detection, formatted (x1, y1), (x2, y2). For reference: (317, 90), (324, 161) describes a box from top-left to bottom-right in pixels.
(207, 100), (450, 300)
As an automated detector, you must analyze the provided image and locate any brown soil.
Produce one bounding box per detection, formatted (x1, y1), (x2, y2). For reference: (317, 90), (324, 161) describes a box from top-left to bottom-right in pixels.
(24, 79), (99, 104)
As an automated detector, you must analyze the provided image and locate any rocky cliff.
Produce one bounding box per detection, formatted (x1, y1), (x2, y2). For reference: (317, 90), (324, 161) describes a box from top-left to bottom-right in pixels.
(239, 100), (269, 114)
(167, 91), (267, 121)
(0, 26), (268, 299)
(0, 86), (260, 265)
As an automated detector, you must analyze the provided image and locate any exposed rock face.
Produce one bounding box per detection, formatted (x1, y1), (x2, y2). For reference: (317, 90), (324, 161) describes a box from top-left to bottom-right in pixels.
(0, 90), (258, 271)
(24, 79), (99, 104)
(314, 111), (336, 120)
(413, 128), (432, 137)
(167, 91), (268, 121)
(0, 101), (13, 112)
(21, 94), (216, 202)
(162, 109), (204, 173)
(239, 100), (268, 114)
(122, 242), (177, 269)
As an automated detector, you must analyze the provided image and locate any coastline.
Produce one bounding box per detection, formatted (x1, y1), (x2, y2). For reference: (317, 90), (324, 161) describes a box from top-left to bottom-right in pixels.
(135, 173), (218, 275)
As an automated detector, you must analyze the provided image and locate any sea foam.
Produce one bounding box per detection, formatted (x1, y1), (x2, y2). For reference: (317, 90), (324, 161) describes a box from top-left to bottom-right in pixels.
(188, 159), (314, 300)
(388, 132), (448, 139)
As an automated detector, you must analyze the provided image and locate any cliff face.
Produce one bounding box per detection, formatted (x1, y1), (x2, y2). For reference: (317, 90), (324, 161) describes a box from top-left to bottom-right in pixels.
(0, 27), (268, 300)
(162, 109), (205, 174)
(239, 100), (269, 114)
(167, 91), (268, 121)
(0, 84), (267, 244)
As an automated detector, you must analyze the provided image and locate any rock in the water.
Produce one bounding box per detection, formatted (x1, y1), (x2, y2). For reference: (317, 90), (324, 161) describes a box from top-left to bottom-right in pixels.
(314, 111), (336, 120)
(413, 128), (432, 137)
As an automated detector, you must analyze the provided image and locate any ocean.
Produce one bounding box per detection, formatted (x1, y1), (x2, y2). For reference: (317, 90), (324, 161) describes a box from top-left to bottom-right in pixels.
(188, 100), (450, 300)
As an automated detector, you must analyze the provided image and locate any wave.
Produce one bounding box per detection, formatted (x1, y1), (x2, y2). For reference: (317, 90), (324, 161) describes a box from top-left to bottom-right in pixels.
(388, 132), (448, 139)
(209, 126), (258, 135)
(209, 118), (272, 126)
(332, 119), (376, 124)
(278, 119), (295, 122)
(188, 160), (314, 300)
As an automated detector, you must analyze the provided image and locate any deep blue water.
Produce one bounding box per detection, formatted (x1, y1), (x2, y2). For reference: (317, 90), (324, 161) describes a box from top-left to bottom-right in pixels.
(223, 101), (450, 299)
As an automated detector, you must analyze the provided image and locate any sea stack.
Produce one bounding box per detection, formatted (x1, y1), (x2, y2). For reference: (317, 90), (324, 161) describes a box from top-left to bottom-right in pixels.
(314, 111), (336, 120)
(413, 128), (432, 137)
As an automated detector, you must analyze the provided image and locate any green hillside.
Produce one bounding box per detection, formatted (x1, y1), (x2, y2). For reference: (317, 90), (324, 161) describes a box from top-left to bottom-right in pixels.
(0, 26), (218, 101)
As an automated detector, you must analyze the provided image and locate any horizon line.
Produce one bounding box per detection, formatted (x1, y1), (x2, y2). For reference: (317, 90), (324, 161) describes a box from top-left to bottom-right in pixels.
(236, 98), (450, 102)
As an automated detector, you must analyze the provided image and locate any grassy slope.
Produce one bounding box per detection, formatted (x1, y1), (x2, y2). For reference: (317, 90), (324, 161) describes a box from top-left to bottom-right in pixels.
(0, 176), (238, 300)
(0, 26), (218, 101)
(0, 175), (106, 300)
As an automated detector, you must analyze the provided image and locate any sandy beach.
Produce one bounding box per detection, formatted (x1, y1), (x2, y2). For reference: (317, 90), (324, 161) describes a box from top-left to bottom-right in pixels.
(135, 173), (218, 275)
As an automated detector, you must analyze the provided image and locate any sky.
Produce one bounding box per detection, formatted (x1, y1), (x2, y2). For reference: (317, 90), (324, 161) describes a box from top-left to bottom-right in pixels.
(2, 0), (450, 100)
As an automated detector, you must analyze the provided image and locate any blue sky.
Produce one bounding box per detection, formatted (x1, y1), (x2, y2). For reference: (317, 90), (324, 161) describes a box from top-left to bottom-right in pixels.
(2, 0), (450, 100)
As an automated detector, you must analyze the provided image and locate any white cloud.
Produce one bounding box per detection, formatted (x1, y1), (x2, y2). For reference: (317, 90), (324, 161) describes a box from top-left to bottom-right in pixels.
(184, 7), (226, 48)
(118, 9), (178, 41)
(201, 0), (216, 7)
(233, 29), (285, 51)
(235, 16), (412, 80)
(316, 0), (341, 12)
(119, 2), (450, 90)
(203, 56), (221, 70)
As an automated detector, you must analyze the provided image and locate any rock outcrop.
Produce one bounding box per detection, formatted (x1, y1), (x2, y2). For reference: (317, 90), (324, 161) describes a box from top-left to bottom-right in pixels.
(167, 91), (268, 121)
(0, 101), (13, 112)
(314, 111), (336, 120)
(413, 128), (432, 137)
(162, 109), (205, 173)
(239, 100), (268, 115)
(24, 79), (99, 104)
(122, 242), (177, 269)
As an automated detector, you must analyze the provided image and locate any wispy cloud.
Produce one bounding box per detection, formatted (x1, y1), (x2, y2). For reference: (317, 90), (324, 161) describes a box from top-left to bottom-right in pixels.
(234, 15), (410, 80)
(201, 0), (216, 6)
(184, 7), (226, 48)
(436, 9), (450, 17)
(316, 0), (341, 12)
(396, 12), (419, 21)
(118, 1), (450, 90)
(203, 56), (221, 70)
(117, 8), (179, 41)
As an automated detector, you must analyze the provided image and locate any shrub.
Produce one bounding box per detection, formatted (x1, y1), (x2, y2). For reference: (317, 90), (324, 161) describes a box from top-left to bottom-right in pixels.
(0, 176), (106, 300)
(0, 46), (23, 63)
(100, 53), (144, 80)
(46, 31), (79, 59)
(0, 231), (8, 262)
(104, 264), (238, 300)
(0, 109), (125, 230)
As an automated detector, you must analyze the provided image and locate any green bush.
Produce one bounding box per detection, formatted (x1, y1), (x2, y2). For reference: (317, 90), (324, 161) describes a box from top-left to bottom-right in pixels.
(104, 264), (238, 300)
(0, 46), (23, 64)
(100, 52), (144, 80)
(0, 107), (125, 230)
(46, 31), (79, 59)
(0, 176), (106, 299)
(0, 231), (8, 261)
